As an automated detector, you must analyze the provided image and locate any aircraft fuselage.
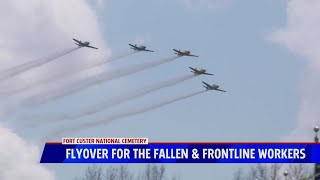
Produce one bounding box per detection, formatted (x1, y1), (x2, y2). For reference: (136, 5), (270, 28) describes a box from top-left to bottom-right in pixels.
(77, 42), (90, 47)
(132, 46), (146, 51)
(177, 51), (191, 56)
(136, 47), (146, 50)
(206, 84), (219, 90)
(191, 69), (206, 74)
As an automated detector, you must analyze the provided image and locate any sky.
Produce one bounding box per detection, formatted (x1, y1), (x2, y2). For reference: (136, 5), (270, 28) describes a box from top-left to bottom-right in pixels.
(0, 0), (319, 180)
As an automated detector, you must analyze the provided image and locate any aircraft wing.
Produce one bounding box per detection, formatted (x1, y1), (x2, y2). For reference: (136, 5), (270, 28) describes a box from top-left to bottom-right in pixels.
(216, 89), (226, 92)
(87, 45), (98, 49)
(73, 38), (81, 43)
(144, 49), (154, 52)
(202, 81), (211, 87)
(187, 54), (199, 57)
(173, 49), (180, 53)
(189, 67), (197, 71)
(129, 44), (136, 48)
(203, 72), (214, 76)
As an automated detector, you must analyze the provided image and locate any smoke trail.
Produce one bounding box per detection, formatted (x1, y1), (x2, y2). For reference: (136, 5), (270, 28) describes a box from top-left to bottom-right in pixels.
(0, 47), (80, 82)
(0, 51), (137, 97)
(28, 73), (198, 125)
(25, 56), (181, 106)
(49, 90), (207, 137)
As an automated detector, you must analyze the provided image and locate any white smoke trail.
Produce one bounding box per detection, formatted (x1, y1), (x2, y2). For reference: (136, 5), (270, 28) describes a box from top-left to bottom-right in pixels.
(0, 51), (137, 97)
(27, 73), (198, 125)
(25, 56), (181, 106)
(0, 47), (80, 82)
(0, 0), (110, 179)
(48, 90), (207, 137)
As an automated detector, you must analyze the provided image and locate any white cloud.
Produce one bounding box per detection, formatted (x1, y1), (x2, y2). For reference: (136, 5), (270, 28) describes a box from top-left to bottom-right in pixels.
(0, 0), (110, 179)
(0, 124), (55, 180)
(271, 0), (320, 141)
(0, 0), (111, 89)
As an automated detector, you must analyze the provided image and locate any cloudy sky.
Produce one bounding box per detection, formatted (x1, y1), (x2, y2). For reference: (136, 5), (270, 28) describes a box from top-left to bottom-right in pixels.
(0, 0), (319, 179)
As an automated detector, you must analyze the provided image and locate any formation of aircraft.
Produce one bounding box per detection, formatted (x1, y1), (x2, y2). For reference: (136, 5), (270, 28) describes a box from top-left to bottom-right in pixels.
(189, 67), (213, 76)
(129, 44), (154, 52)
(202, 81), (226, 92)
(173, 49), (199, 57)
(73, 39), (225, 93)
(73, 39), (98, 49)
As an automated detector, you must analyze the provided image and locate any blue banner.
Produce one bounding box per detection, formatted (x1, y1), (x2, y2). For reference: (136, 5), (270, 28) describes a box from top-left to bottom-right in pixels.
(40, 143), (320, 163)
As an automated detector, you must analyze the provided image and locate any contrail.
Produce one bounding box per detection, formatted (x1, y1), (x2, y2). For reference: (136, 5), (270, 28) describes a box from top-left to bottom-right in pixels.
(25, 56), (181, 106)
(28, 73), (199, 125)
(0, 47), (80, 83)
(48, 90), (207, 137)
(0, 51), (138, 97)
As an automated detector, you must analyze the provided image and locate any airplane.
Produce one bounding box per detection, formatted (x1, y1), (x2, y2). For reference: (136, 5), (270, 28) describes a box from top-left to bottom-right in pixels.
(202, 81), (226, 92)
(129, 44), (154, 52)
(173, 49), (199, 57)
(73, 38), (98, 49)
(189, 67), (213, 76)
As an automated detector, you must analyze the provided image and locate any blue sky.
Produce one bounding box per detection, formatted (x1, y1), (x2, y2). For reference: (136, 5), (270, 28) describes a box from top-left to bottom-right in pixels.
(91, 0), (303, 142)
(14, 0), (311, 179)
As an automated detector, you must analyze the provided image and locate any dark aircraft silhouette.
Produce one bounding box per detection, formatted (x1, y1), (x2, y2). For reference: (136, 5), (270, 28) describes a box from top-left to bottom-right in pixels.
(129, 44), (154, 52)
(202, 81), (226, 92)
(173, 49), (198, 57)
(73, 38), (98, 49)
(189, 67), (213, 76)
